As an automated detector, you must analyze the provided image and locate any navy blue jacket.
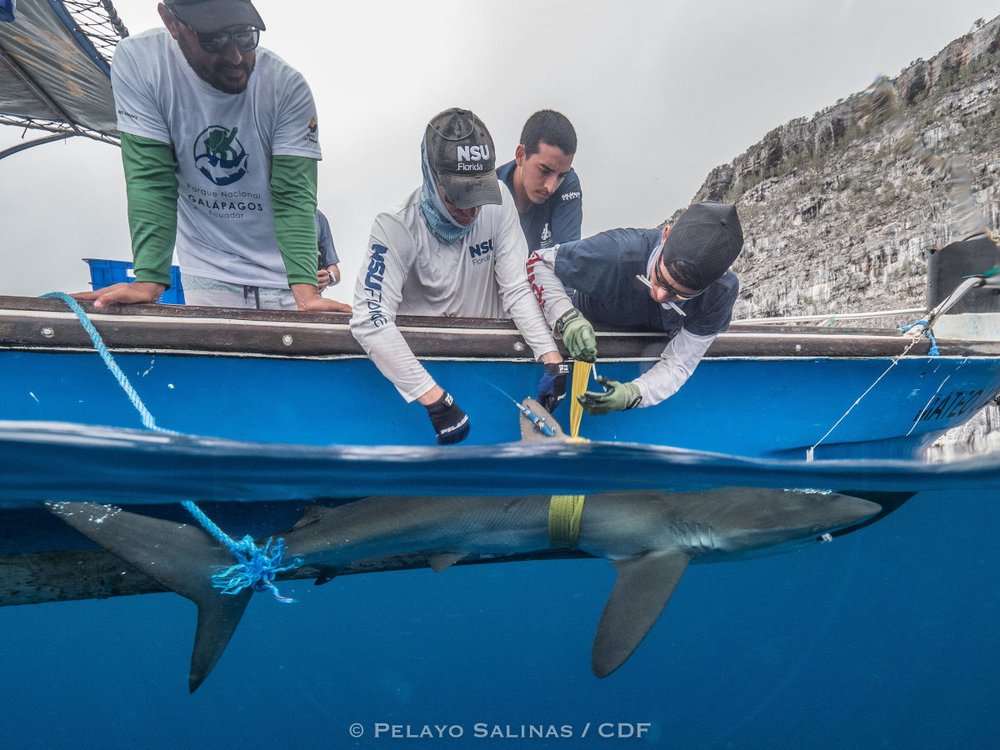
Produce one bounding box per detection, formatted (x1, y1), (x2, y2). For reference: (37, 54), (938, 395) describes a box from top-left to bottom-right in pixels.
(555, 228), (739, 338)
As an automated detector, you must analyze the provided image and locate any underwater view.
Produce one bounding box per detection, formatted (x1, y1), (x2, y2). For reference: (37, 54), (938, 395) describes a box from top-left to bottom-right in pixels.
(1, 435), (998, 749)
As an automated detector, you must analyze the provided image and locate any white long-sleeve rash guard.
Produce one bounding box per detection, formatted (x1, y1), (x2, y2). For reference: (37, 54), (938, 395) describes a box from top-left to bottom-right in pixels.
(351, 183), (558, 402)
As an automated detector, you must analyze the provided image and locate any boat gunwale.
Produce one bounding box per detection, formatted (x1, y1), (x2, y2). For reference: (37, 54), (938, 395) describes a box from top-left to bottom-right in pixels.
(2, 294), (998, 359)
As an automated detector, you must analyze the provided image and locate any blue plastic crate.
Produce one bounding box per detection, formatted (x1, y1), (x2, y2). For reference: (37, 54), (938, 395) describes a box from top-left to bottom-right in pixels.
(83, 259), (185, 304)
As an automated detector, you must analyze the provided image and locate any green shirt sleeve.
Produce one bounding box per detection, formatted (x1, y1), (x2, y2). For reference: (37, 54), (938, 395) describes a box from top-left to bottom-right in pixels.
(271, 155), (319, 286)
(119, 132), (178, 287)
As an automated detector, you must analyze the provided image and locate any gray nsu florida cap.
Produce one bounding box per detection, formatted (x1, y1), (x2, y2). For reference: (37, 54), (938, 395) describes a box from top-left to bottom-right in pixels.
(425, 108), (502, 210)
(165, 0), (266, 33)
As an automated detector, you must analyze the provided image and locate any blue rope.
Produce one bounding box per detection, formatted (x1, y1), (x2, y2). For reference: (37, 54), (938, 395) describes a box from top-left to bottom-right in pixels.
(42, 292), (173, 433)
(900, 318), (940, 356)
(181, 501), (301, 603)
(44, 291), (298, 602)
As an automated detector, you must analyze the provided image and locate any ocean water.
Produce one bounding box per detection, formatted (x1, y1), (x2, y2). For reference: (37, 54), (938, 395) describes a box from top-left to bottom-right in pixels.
(0, 441), (998, 748)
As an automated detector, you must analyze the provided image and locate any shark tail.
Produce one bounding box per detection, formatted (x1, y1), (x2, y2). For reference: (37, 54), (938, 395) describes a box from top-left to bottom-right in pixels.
(592, 550), (690, 678)
(45, 502), (251, 692)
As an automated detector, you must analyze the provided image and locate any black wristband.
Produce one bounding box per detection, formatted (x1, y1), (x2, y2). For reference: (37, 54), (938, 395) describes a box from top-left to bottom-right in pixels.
(555, 309), (579, 336)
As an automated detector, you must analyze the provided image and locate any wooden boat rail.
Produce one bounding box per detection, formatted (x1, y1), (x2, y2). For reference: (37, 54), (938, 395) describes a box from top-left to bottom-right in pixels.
(2, 294), (998, 361)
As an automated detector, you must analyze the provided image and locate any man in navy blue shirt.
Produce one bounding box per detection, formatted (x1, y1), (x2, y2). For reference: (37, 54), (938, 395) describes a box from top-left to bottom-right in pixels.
(496, 110), (582, 252)
(528, 202), (743, 414)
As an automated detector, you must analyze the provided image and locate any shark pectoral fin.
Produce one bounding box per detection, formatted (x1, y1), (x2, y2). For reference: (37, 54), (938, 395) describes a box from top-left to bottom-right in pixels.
(592, 550), (690, 678)
(428, 552), (467, 572)
(46, 501), (250, 691)
(189, 590), (252, 693)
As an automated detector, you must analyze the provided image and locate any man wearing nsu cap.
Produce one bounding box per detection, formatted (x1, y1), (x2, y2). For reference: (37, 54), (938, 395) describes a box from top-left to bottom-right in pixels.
(527, 203), (743, 413)
(350, 108), (566, 445)
(74, 0), (348, 314)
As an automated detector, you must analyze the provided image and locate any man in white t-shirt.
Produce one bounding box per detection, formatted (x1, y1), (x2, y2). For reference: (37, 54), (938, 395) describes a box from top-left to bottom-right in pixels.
(350, 108), (568, 445)
(74, 0), (348, 313)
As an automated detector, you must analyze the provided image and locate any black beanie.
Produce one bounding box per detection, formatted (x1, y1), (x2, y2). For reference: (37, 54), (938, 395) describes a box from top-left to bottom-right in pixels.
(663, 202), (743, 291)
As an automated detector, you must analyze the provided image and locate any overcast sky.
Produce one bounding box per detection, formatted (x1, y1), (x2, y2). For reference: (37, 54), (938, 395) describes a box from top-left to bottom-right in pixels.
(2, 0), (998, 299)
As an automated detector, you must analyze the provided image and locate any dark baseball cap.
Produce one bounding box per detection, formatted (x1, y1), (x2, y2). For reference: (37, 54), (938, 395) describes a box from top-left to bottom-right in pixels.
(663, 202), (744, 290)
(165, 0), (265, 33)
(425, 108), (502, 210)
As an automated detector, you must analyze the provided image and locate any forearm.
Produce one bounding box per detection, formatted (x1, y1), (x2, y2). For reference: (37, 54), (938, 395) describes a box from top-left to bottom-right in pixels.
(350, 229), (433, 401)
(527, 247), (575, 328)
(271, 155), (319, 286)
(120, 132), (178, 286)
(493, 225), (560, 360)
(350, 320), (436, 402)
(633, 329), (715, 407)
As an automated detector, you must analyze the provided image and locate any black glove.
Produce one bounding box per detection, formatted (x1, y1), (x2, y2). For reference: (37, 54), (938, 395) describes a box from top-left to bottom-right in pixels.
(424, 391), (470, 445)
(536, 362), (570, 413)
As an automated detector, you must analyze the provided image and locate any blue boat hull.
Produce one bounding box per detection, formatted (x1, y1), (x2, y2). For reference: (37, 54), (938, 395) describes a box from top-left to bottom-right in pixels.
(3, 351), (999, 460)
(2, 295), (1000, 460)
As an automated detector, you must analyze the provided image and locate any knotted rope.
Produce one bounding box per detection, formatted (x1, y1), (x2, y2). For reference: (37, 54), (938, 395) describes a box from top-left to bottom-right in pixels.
(43, 292), (297, 601)
(899, 318), (940, 356)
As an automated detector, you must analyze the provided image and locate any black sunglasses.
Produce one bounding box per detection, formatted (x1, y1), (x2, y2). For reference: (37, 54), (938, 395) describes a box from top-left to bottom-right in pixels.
(651, 247), (703, 301)
(170, 9), (260, 53)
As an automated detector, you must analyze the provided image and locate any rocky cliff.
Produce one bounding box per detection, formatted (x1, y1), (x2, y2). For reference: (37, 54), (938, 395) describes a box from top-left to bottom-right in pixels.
(689, 15), (1000, 321)
(687, 15), (1000, 457)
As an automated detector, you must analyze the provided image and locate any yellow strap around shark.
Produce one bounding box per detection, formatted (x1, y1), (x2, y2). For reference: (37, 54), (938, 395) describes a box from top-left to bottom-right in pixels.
(569, 360), (592, 438)
(548, 494), (586, 548)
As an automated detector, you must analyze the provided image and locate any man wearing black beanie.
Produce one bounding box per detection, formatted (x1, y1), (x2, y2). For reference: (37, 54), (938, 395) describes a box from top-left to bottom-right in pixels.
(527, 202), (743, 413)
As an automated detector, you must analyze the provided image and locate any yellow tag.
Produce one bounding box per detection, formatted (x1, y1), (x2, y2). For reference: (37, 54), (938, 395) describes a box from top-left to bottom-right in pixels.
(548, 495), (586, 548)
(569, 361), (592, 438)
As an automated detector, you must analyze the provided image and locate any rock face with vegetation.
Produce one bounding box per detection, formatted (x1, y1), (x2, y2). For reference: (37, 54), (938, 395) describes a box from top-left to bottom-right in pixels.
(688, 15), (1000, 321)
(685, 15), (1000, 456)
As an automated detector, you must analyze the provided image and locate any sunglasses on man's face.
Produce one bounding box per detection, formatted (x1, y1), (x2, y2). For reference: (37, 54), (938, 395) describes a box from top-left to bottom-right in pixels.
(170, 9), (260, 53)
(651, 248), (702, 301)
(197, 28), (259, 53)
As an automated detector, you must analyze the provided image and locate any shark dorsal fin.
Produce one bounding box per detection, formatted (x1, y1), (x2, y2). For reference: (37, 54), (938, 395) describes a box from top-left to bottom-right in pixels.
(592, 550), (690, 678)
(519, 398), (567, 441)
(46, 502), (252, 692)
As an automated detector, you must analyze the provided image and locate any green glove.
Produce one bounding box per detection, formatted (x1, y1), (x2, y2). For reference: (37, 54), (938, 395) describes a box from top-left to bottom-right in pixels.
(557, 309), (598, 362)
(578, 376), (642, 415)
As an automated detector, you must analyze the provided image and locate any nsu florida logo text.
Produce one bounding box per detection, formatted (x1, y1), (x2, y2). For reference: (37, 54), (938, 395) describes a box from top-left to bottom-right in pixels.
(455, 144), (490, 171)
(469, 238), (494, 265)
(363, 243), (390, 327)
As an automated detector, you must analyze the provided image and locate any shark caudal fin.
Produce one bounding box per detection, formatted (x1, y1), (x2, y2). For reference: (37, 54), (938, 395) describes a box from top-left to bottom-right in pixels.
(592, 550), (690, 678)
(518, 398), (568, 441)
(45, 502), (251, 692)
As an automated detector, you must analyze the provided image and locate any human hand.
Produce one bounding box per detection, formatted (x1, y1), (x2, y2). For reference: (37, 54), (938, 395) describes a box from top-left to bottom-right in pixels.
(291, 283), (351, 313)
(578, 376), (642, 415)
(317, 265), (340, 291)
(537, 361), (570, 412)
(424, 391), (470, 445)
(71, 281), (166, 309)
(558, 310), (597, 362)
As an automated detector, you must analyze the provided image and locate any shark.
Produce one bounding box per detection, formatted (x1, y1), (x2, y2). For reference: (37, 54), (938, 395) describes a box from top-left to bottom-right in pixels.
(46, 484), (880, 691)
(40, 399), (884, 692)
